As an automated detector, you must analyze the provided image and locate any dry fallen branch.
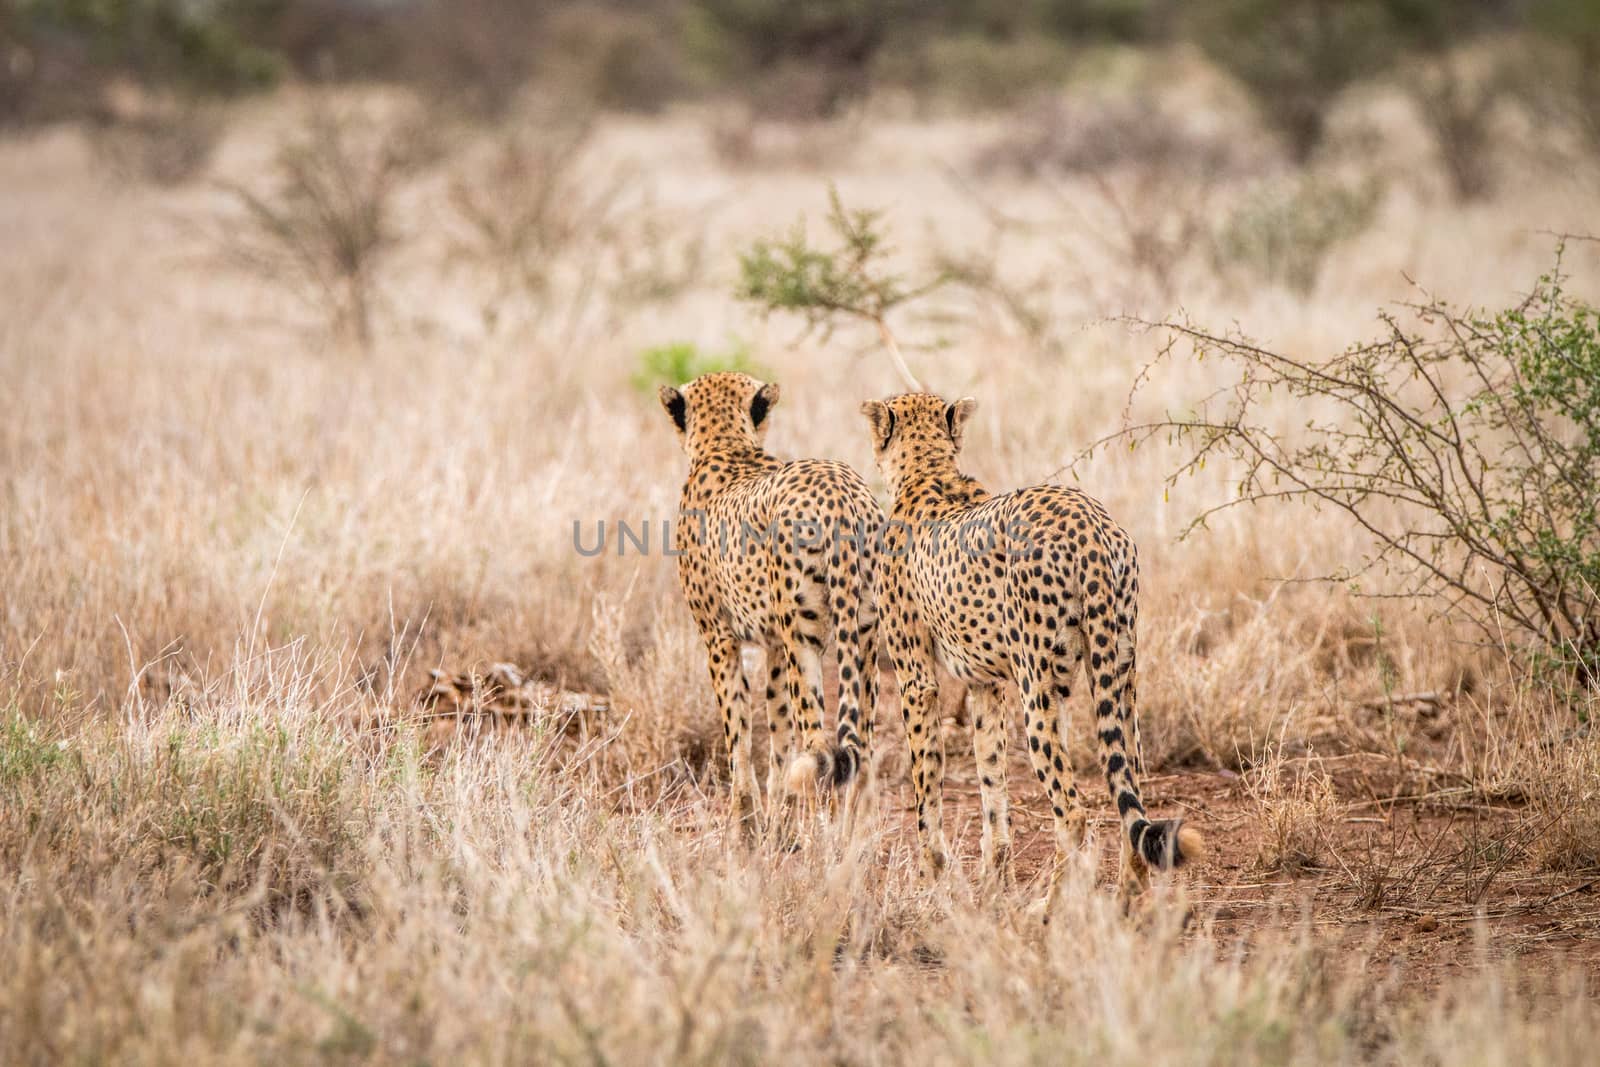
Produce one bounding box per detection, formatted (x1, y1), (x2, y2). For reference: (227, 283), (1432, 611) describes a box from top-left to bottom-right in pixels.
(412, 662), (612, 750)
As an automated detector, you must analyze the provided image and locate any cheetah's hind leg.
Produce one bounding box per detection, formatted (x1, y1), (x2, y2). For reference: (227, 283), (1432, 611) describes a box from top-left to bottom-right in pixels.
(759, 642), (808, 851)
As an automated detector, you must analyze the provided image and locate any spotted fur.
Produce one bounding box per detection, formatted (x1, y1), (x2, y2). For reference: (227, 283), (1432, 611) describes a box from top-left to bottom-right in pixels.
(861, 392), (1203, 904)
(661, 373), (882, 829)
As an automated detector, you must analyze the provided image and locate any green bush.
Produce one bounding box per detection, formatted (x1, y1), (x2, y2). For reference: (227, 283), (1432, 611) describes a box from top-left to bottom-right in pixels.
(1101, 246), (1600, 678)
(684, 0), (901, 117)
(3, 0), (280, 125)
(737, 186), (941, 390)
(1529, 0), (1600, 153)
(1190, 0), (1393, 163)
(0, 712), (66, 787)
(632, 340), (762, 392)
(877, 32), (1072, 109)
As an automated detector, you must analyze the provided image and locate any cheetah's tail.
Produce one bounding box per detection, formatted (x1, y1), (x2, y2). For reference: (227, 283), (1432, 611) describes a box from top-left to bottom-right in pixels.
(1130, 818), (1206, 871)
(828, 743), (861, 787)
(781, 743), (860, 795)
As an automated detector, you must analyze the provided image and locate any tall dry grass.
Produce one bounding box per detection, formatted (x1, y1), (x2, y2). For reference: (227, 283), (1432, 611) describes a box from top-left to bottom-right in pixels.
(3, 78), (1599, 1060)
(4, 703), (1598, 1064)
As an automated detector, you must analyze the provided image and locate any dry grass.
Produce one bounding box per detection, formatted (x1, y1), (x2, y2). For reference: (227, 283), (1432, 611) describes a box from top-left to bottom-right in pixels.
(4, 705), (1598, 1065)
(3, 76), (1600, 1062)
(1243, 747), (1340, 873)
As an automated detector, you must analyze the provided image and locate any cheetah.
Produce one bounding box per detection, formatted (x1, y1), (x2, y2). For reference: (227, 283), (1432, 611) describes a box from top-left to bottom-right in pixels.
(860, 392), (1203, 906)
(660, 372), (883, 830)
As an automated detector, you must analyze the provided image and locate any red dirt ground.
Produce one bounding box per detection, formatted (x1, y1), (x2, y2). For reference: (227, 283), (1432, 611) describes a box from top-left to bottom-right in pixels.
(860, 667), (1600, 992)
(419, 659), (1600, 990)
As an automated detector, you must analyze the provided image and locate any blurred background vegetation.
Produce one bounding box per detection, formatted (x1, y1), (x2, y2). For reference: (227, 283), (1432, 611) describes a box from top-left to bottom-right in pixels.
(4, 1), (1599, 146)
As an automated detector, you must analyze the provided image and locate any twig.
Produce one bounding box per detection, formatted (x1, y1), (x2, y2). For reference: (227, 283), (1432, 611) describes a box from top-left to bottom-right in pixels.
(875, 316), (923, 392)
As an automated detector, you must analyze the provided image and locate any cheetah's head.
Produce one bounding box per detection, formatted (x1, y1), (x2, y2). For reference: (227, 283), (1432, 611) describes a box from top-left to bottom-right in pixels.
(658, 372), (781, 459)
(859, 393), (977, 494)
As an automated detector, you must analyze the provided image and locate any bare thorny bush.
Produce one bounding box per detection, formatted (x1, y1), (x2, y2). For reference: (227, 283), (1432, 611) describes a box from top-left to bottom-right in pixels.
(87, 98), (227, 186)
(956, 96), (1381, 315)
(1088, 243), (1600, 685)
(221, 101), (706, 347)
(448, 124), (711, 338)
(1407, 51), (1504, 202)
(222, 103), (441, 349)
(972, 97), (1267, 308)
(447, 119), (632, 333)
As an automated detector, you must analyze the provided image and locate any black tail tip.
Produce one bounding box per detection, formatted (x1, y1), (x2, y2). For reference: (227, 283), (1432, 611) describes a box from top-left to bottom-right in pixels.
(1133, 818), (1206, 870)
(830, 745), (861, 788)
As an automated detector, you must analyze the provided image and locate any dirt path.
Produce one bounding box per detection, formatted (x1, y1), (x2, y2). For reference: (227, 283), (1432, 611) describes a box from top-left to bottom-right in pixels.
(855, 665), (1600, 991)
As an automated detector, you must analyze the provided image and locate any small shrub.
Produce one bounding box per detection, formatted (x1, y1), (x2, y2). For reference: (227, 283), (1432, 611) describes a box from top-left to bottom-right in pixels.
(0, 712), (66, 788)
(609, 198), (708, 306)
(1529, 0), (1600, 155)
(631, 340), (761, 393)
(147, 722), (366, 907)
(705, 108), (863, 171)
(1245, 749), (1338, 873)
(929, 229), (1057, 352)
(87, 100), (225, 186)
(737, 185), (941, 389)
(0, 712), (373, 917)
(1383, 3), (1513, 202)
(448, 121), (633, 332)
(544, 4), (686, 114)
(706, 109), (759, 167)
(1407, 54), (1501, 202)
(386, 0), (546, 119)
(971, 97), (1262, 306)
(1214, 176), (1381, 294)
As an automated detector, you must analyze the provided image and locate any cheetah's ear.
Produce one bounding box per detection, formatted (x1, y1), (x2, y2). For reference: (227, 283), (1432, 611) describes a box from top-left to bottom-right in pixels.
(946, 397), (977, 449)
(659, 385), (687, 434)
(860, 400), (895, 450)
(750, 382), (780, 430)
